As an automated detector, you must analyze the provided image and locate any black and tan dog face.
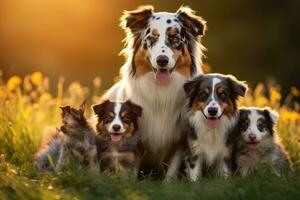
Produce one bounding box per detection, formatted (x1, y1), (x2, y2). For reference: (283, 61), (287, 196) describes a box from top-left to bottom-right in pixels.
(93, 100), (142, 142)
(121, 6), (206, 84)
(60, 101), (88, 136)
(184, 73), (248, 128)
(238, 107), (279, 149)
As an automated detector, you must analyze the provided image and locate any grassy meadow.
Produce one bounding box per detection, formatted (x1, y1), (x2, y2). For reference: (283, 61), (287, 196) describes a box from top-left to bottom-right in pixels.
(0, 72), (300, 200)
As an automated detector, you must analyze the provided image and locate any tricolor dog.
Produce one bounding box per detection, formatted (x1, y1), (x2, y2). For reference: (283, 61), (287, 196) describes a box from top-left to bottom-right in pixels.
(183, 73), (248, 181)
(102, 5), (206, 180)
(233, 107), (293, 177)
(93, 100), (142, 176)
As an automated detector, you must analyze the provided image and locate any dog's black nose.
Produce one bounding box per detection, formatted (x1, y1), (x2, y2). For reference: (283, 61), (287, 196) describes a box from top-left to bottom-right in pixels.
(208, 107), (218, 116)
(156, 55), (169, 67)
(112, 124), (121, 132)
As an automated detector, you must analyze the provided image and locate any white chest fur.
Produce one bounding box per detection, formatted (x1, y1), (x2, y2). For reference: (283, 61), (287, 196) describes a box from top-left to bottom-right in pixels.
(126, 72), (187, 154)
(189, 111), (237, 165)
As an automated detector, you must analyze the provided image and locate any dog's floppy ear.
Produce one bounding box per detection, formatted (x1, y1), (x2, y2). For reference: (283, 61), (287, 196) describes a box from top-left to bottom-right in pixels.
(263, 107), (279, 124)
(176, 6), (207, 37)
(92, 100), (110, 115)
(227, 75), (248, 97)
(120, 5), (154, 33)
(183, 76), (203, 97)
(125, 100), (143, 118)
(79, 100), (86, 114)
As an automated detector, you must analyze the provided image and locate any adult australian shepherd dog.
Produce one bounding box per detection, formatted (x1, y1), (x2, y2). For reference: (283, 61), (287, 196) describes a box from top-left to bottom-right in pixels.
(103, 5), (206, 180)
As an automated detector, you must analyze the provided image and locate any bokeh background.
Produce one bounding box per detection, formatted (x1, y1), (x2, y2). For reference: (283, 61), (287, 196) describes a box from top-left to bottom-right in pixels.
(0, 0), (299, 96)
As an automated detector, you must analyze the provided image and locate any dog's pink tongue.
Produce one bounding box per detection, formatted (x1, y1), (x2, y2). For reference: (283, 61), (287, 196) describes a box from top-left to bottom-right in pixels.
(248, 143), (258, 149)
(206, 119), (220, 129)
(111, 134), (122, 142)
(155, 71), (171, 85)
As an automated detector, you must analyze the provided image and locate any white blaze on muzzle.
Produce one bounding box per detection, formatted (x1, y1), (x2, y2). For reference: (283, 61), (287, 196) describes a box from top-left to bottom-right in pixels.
(108, 103), (125, 134)
(204, 78), (222, 118)
(242, 110), (268, 142)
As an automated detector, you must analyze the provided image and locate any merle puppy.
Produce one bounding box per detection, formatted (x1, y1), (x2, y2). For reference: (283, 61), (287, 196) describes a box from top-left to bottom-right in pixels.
(35, 101), (98, 171)
(233, 107), (293, 177)
(183, 73), (248, 181)
(93, 100), (142, 176)
(56, 101), (98, 171)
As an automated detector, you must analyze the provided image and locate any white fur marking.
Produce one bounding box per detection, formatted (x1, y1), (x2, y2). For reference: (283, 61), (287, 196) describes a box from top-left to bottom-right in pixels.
(242, 110), (268, 142)
(204, 78), (222, 116)
(188, 158), (201, 182)
(109, 103), (125, 133)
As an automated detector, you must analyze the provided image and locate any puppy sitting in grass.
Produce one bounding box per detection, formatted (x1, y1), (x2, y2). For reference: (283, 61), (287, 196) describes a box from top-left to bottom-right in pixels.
(35, 101), (98, 172)
(183, 73), (248, 181)
(56, 101), (98, 171)
(93, 100), (142, 177)
(233, 107), (293, 177)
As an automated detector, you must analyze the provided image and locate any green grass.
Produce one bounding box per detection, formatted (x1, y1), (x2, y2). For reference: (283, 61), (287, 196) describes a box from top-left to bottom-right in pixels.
(0, 72), (300, 200)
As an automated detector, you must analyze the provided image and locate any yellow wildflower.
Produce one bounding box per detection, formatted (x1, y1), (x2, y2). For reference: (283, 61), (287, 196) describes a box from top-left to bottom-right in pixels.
(31, 72), (43, 85)
(7, 75), (22, 91)
(271, 89), (281, 102)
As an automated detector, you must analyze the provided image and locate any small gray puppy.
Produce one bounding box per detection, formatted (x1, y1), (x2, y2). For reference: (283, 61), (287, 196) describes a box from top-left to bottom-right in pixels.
(35, 101), (97, 172)
(233, 107), (293, 177)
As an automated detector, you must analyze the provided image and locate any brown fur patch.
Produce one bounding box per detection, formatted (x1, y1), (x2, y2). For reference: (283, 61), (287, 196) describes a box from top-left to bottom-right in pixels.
(134, 46), (152, 78)
(204, 87), (210, 94)
(151, 28), (159, 36)
(216, 86), (235, 118)
(124, 123), (135, 138)
(121, 6), (153, 33)
(121, 152), (136, 163)
(221, 100), (235, 118)
(175, 44), (192, 78)
(96, 121), (108, 134)
(192, 101), (205, 112)
(217, 87), (225, 93)
(120, 111), (127, 118)
(166, 27), (178, 36)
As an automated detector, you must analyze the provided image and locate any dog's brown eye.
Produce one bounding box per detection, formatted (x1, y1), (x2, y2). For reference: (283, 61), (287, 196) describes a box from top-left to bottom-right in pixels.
(197, 91), (208, 101)
(122, 116), (131, 124)
(219, 92), (228, 102)
(103, 115), (113, 123)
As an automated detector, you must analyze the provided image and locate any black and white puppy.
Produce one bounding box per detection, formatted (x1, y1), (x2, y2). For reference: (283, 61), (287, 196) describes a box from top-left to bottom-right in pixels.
(183, 73), (248, 181)
(234, 107), (293, 177)
(93, 100), (142, 176)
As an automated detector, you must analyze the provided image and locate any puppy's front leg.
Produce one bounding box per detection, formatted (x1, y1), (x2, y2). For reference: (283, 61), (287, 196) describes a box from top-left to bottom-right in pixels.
(217, 160), (230, 179)
(164, 149), (182, 183)
(239, 166), (251, 177)
(87, 147), (98, 172)
(187, 155), (202, 182)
